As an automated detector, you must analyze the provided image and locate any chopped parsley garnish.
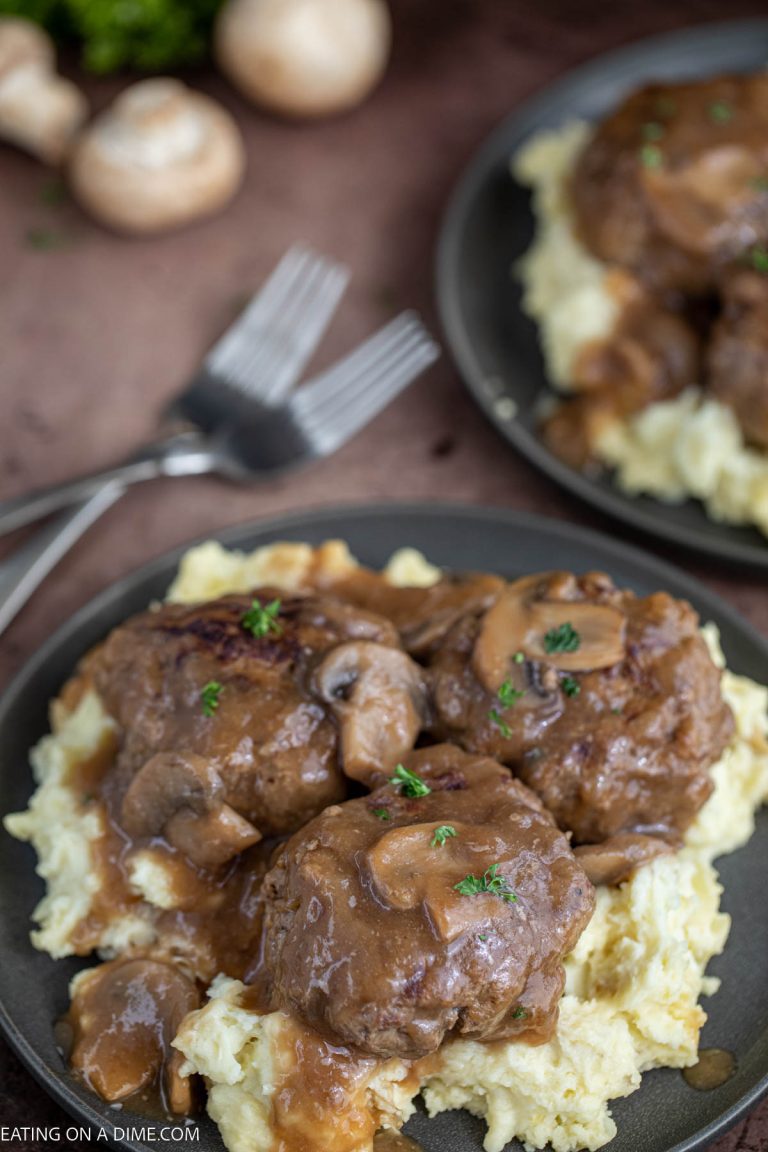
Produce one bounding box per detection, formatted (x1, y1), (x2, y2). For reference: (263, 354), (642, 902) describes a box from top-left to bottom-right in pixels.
(26, 227), (69, 250)
(431, 824), (457, 848)
(454, 863), (517, 904)
(750, 176), (768, 193)
(640, 144), (663, 169)
(562, 676), (580, 698)
(513, 651), (525, 664)
(642, 121), (664, 142)
(390, 763), (431, 798)
(372, 807), (391, 821)
(543, 622), (581, 654)
(489, 677), (525, 737)
(201, 680), (223, 717)
(611, 705), (623, 715)
(498, 678), (525, 708)
(749, 246), (768, 275)
(241, 597), (282, 637)
(511, 1006), (528, 1020)
(709, 100), (733, 124)
(40, 177), (68, 206)
(489, 710), (512, 738)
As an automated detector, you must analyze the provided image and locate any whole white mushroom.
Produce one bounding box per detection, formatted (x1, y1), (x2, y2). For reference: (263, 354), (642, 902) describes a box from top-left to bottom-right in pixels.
(215, 0), (392, 119)
(0, 18), (87, 164)
(69, 78), (246, 235)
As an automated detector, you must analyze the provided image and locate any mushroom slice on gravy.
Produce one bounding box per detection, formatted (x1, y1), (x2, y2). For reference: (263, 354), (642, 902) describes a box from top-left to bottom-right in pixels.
(313, 640), (428, 783)
(121, 751), (262, 869)
(66, 958), (200, 1113)
(574, 833), (674, 887)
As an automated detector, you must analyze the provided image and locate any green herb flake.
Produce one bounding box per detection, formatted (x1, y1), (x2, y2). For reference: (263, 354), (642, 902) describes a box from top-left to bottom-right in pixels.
(611, 706), (623, 716)
(25, 227), (69, 251)
(40, 178), (69, 207)
(489, 677), (525, 737)
(241, 597), (283, 638)
(201, 680), (223, 717)
(709, 100), (733, 125)
(489, 709), (512, 739)
(431, 824), (457, 848)
(750, 176), (768, 193)
(513, 651), (525, 664)
(562, 676), (581, 698)
(543, 621), (581, 654)
(749, 246), (768, 275)
(639, 144), (664, 169)
(511, 1006), (528, 1020)
(642, 121), (664, 142)
(454, 863), (517, 904)
(372, 807), (391, 821)
(390, 763), (432, 799)
(498, 678), (525, 709)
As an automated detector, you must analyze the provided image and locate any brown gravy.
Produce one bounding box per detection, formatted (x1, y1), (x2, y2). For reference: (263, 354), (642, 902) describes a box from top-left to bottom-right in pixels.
(683, 1048), (736, 1091)
(269, 1015), (422, 1152)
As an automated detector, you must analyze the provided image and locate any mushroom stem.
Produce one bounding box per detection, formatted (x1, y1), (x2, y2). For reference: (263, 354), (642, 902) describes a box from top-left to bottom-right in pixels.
(0, 19), (87, 164)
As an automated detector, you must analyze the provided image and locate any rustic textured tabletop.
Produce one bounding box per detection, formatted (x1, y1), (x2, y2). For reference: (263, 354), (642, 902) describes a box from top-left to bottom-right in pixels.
(1, 1), (767, 1148)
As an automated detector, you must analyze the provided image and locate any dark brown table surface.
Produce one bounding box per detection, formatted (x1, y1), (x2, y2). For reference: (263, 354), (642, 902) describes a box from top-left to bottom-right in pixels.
(2, 1), (767, 1148)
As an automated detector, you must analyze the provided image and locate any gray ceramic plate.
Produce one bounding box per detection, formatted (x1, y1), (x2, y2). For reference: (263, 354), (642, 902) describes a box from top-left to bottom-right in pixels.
(437, 19), (768, 571)
(1, 505), (767, 1152)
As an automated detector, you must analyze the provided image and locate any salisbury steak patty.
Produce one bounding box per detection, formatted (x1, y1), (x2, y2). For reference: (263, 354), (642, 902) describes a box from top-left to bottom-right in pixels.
(708, 269), (768, 450)
(428, 571), (733, 845)
(262, 745), (594, 1060)
(83, 591), (427, 860)
(570, 74), (768, 294)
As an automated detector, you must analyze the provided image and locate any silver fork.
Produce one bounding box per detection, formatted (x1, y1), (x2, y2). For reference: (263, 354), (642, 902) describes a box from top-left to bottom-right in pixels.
(0, 245), (350, 537)
(0, 312), (438, 526)
(0, 246), (351, 633)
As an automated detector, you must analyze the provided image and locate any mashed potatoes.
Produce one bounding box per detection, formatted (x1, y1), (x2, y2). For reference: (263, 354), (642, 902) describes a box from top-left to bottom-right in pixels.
(6, 541), (768, 1152)
(513, 123), (768, 539)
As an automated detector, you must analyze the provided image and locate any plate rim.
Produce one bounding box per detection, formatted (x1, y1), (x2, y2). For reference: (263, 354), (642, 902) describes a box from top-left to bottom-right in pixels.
(1, 500), (768, 1152)
(436, 17), (768, 571)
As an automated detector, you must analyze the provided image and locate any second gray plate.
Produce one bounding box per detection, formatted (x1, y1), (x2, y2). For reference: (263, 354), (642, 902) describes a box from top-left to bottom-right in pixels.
(437, 19), (768, 570)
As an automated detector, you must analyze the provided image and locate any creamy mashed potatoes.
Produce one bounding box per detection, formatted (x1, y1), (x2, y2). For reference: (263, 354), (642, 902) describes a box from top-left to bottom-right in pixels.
(174, 977), (419, 1152)
(513, 123), (768, 539)
(6, 541), (768, 1152)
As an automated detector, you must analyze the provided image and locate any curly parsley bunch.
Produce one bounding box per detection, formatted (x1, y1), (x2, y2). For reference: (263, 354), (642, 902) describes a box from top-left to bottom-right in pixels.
(0, 0), (223, 73)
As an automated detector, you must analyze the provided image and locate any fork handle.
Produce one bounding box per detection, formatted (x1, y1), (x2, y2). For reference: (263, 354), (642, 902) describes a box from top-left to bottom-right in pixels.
(0, 433), (217, 537)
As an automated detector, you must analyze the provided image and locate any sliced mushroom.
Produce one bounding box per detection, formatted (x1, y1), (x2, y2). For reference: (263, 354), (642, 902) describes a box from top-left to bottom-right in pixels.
(165, 804), (263, 870)
(574, 833), (673, 886)
(0, 18), (87, 163)
(366, 821), (514, 942)
(473, 574), (626, 691)
(313, 641), (427, 783)
(68, 957), (200, 1111)
(69, 78), (245, 234)
(121, 751), (261, 868)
